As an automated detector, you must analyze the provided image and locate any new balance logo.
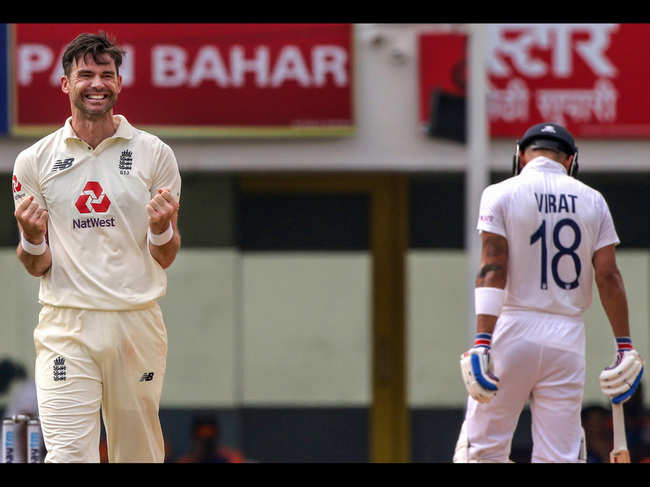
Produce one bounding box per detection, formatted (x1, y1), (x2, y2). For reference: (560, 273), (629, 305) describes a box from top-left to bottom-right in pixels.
(53, 356), (66, 382)
(139, 372), (154, 382)
(52, 158), (74, 172)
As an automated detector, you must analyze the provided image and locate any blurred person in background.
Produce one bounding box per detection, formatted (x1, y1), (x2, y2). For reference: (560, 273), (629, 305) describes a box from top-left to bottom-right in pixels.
(581, 405), (611, 463)
(177, 416), (244, 463)
(11, 31), (181, 463)
(0, 358), (45, 462)
(0, 358), (28, 400)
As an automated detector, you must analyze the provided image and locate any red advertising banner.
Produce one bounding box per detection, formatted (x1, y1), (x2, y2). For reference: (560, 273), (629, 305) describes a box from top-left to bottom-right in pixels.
(12, 23), (354, 137)
(419, 24), (650, 138)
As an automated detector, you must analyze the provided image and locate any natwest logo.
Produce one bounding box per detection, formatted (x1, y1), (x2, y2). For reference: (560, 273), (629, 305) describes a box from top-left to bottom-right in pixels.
(75, 181), (111, 214)
(12, 175), (22, 192)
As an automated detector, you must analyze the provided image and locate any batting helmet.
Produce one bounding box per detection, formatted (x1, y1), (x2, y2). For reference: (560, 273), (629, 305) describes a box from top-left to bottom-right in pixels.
(512, 122), (579, 177)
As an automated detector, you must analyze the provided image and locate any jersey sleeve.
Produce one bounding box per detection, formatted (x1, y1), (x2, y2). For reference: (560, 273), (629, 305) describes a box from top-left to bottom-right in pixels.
(476, 184), (507, 237)
(151, 141), (182, 203)
(594, 193), (620, 251)
(12, 149), (46, 210)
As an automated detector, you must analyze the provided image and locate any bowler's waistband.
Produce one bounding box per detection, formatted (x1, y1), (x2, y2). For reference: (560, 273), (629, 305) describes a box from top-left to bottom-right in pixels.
(39, 300), (159, 312)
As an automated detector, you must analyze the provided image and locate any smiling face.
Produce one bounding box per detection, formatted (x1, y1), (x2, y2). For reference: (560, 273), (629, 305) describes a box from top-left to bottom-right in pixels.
(61, 53), (122, 120)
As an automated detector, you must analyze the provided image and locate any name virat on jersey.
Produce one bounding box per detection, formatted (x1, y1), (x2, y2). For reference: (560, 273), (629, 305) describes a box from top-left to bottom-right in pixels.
(534, 193), (578, 214)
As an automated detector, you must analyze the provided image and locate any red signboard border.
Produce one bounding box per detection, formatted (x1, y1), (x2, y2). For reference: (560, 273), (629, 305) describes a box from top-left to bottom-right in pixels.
(418, 26), (650, 140)
(8, 24), (357, 139)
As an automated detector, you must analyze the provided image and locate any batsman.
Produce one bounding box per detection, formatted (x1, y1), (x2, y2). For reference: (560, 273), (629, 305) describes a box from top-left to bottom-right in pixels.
(453, 122), (644, 463)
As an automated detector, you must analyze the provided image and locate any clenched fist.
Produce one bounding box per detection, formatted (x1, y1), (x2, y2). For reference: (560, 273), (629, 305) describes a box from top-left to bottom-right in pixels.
(15, 195), (48, 244)
(146, 188), (179, 235)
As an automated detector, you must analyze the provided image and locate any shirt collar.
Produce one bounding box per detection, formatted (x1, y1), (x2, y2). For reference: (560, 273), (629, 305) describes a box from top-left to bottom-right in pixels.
(520, 156), (568, 175)
(62, 114), (135, 144)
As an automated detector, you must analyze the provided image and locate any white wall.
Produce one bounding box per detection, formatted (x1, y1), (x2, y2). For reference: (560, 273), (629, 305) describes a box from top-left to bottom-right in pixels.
(240, 253), (371, 405)
(2, 248), (647, 410)
(161, 250), (239, 407)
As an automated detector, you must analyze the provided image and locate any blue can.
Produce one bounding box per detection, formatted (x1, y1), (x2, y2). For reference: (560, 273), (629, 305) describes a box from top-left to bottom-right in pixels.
(27, 420), (42, 463)
(2, 419), (16, 463)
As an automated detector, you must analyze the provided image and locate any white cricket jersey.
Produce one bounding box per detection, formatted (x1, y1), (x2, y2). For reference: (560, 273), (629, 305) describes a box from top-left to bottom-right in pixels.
(12, 115), (182, 310)
(477, 156), (619, 318)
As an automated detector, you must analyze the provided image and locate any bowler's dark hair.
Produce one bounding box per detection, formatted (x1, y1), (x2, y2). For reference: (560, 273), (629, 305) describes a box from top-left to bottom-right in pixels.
(62, 32), (124, 77)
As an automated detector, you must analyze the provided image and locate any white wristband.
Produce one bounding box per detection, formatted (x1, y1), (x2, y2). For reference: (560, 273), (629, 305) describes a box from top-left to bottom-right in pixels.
(21, 233), (47, 256)
(148, 223), (174, 246)
(474, 287), (505, 316)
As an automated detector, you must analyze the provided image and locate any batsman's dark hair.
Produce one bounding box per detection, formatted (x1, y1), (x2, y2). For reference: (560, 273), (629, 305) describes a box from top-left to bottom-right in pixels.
(62, 31), (124, 77)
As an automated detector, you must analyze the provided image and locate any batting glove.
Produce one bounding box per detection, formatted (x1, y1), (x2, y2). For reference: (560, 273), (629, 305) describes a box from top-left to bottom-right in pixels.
(599, 337), (644, 404)
(460, 333), (500, 404)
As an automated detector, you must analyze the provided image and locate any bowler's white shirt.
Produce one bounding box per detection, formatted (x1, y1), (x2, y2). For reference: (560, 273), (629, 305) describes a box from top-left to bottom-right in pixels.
(477, 156), (619, 318)
(12, 115), (181, 310)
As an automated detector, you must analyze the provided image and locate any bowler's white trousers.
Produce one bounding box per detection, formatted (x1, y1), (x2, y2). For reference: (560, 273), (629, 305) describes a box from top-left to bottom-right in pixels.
(455, 310), (586, 463)
(33, 303), (167, 463)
